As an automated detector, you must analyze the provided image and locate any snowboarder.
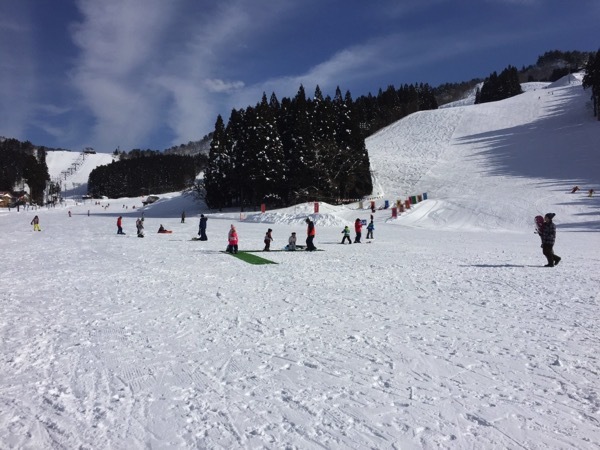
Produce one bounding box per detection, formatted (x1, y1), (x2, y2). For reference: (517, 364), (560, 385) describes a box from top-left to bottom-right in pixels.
(287, 232), (297, 251)
(30, 215), (41, 232)
(305, 218), (317, 251)
(341, 225), (352, 244)
(540, 213), (561, 267)
(117, 216), (125, 234)
(136, 218), (144, 237)
(198, 214), (208, 241)
(227, 225), (238, 254)
(264, 228), (273, 251)
(366, 220), (374, 239)
(181, 210), (186, 223)
(354, 218), (363, 243)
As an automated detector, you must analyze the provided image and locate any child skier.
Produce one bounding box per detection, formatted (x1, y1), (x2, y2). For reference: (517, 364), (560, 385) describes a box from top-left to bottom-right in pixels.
(341, 225), (351, 244)
(366, 220), (374, 239)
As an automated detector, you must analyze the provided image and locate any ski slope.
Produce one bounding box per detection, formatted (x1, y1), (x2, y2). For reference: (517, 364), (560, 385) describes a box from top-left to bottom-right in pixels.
(0, 74), (599, 449)
(45, 151), (115, 197)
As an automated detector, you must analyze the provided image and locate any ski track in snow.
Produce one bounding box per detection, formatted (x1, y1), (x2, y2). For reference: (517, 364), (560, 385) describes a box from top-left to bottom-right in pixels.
(1, 75), (599, 449)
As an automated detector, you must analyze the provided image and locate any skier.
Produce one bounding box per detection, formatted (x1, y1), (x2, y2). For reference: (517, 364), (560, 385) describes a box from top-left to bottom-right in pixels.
(30, 215), (41, 232)
(354, 218), (363, 243)
(198, 214), (208, 241)
(136, 218), (144, 237)
(227, 225), (238, 254)
(366, 219), (374, 239)
(264, 228), (273, 251)
(181, 210), (186, 223)
(540, 213), (561, 267)
(287, 232), (297, 251)
(341, 225), (352, 244)
(305, 218), (317, 251)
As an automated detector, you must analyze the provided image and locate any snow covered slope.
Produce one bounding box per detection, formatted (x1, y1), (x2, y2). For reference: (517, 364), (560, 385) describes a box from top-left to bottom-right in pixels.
(367, 73), (599, 231)
(46, 151), (115, 196)
(0, 74), (599, 449)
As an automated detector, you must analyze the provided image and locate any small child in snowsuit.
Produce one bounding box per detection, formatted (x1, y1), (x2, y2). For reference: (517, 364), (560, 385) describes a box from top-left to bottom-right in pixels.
(136, 218), (144, 237)
(264, 228), (273, 251)
(287, 232), (297, 251)
(227, 225), (238, 253)
(341, 225), (351, 244)
(31, 215), (41, 231)
(366, 220), (374, 239)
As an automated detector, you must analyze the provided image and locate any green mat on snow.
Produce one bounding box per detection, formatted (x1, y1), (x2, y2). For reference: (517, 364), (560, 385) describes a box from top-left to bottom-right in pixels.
(221, 251), (277, 265)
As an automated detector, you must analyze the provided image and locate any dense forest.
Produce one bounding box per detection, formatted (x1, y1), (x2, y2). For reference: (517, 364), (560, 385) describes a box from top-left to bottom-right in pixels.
(204, 83), (438, 209)
(0, 138), (49, 204)
(475, 65), (523, 104)
(87, 154), (207, 198)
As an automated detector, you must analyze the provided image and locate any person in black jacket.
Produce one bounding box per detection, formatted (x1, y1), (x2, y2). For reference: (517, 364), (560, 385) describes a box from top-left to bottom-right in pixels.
(198, 214), (208, 241)
(541, 213), (561, 267)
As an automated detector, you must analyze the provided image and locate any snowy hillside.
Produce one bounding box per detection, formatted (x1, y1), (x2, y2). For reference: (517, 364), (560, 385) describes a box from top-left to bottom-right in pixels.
(0, 74), (599, 449)
(368, 72), (598, 231)
(46, 151), (115, 197)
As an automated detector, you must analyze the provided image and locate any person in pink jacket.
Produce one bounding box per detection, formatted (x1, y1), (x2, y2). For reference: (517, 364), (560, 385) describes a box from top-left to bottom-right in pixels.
(227, 225), (238, 254)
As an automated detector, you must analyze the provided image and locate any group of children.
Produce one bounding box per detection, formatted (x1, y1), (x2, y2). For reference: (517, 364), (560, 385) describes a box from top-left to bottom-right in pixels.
(341, 218), (374, 244)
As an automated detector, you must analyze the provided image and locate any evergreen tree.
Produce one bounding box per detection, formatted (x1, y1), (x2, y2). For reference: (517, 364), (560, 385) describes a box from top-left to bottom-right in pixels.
(204, 115), (230, 209)
(583, 49), (600, 119)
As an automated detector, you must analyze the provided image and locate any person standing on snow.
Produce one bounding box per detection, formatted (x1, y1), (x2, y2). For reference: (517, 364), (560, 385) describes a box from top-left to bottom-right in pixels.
(305, 218), (317, 251)
(198, 214), (208, 241)
(117, 216), (125, 234)
(354, 218), (363, 243)
(181, 210), (186, 223)
(540, 213), (561, 267)
(341, 225), (352, 244)
(30, 215), (41, 231)
(366, 219), (374, 239)
(227, 225), (238, 253)
(136, 218), (144, 237)
(264, 228), (273, 251)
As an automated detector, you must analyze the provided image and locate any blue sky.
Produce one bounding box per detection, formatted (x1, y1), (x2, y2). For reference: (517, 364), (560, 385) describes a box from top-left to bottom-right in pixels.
(0, 0), (597, 153)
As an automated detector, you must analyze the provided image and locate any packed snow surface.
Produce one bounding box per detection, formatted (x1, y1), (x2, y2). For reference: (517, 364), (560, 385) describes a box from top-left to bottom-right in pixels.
(1, 75), (599, 449)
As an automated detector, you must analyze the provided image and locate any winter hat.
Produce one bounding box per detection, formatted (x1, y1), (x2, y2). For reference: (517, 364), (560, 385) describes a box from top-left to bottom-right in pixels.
(268, 228), (272, 232)
(545, 213), (556, 220)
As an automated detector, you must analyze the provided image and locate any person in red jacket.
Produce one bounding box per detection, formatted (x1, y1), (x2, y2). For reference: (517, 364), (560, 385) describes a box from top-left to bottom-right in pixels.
(305, 218), (317, 251)
(354, 218), (363, 243)
(227, 225), (238, 253)
(116, 216), (125, 234)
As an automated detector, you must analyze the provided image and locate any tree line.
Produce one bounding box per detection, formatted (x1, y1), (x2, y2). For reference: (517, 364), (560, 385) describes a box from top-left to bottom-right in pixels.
(583, 48), (600, 119)
(88, 153), (207, 198)
(204, 83), (438, 209)
(475, 65), (523, 104)
(0, 138), (49, 204)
